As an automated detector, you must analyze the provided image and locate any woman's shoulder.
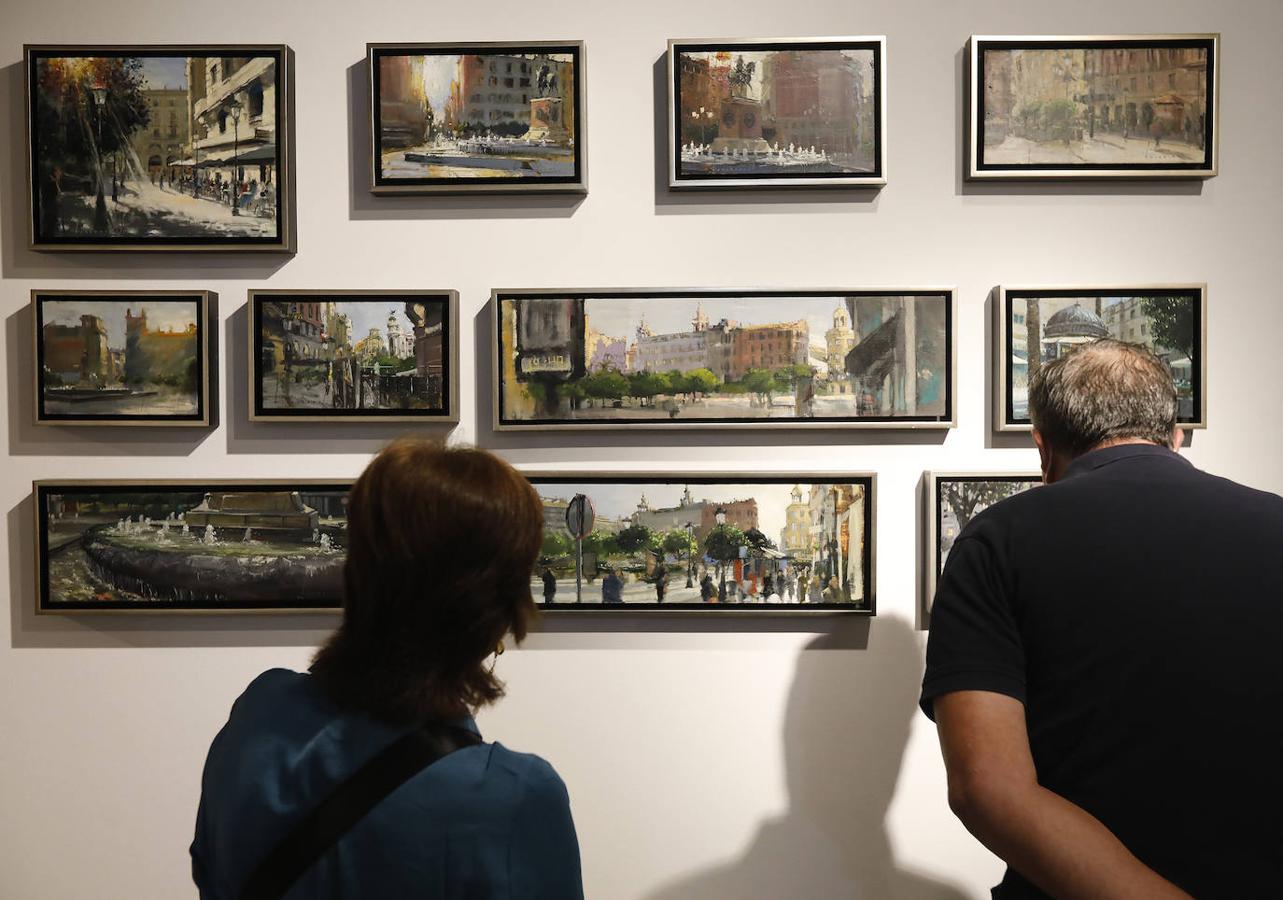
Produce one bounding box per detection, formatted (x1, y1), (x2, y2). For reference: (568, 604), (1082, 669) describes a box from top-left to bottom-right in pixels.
(485, 743), (570, 797)
(227, 667), (334, 725)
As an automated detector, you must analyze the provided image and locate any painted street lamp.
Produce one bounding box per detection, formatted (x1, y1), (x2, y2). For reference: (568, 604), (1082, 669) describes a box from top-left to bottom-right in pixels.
(89, 83), (109, 234)
(685, 521), (694, 589)
(227, 99), (243, 215)
(714, 506), (727, 600)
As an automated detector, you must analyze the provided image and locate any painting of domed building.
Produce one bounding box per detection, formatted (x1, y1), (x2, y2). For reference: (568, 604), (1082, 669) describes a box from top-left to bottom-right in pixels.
(998, 286), (1205, 431)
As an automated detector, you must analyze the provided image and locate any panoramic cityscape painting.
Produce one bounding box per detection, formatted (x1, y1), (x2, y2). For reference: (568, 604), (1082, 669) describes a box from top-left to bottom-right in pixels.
(369, 42), (585, 192)
(495, 290), (952, 430)
(36, 481), (348, 612)
(924, 473), (1041, 620)
(34, 291), (211, 425)
(1000, 286), (1204, 430)
(971, 35), (1217, 177)
(251, 292), (455, 421)
(670, 37), (885, 187)
(529, 475), (874, 611)
(26, 46), (292, 249)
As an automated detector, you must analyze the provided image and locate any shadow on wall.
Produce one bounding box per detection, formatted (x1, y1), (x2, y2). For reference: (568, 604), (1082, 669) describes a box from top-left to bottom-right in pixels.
(646, 619), (968, 900)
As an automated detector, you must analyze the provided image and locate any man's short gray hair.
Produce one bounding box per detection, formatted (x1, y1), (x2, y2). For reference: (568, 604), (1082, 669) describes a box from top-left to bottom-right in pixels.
(1027, 339), (1178, 457)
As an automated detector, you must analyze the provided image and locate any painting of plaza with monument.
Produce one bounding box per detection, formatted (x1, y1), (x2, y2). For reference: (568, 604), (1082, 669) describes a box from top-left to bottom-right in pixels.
(371, 44), (582, 189)
(497, 291), (950, 428)
(672, 39), (882, 184)
(36, 293), (207, 423)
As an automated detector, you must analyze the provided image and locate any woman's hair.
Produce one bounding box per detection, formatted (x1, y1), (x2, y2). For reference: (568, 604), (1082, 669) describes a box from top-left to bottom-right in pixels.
(311, 439), (542, 724)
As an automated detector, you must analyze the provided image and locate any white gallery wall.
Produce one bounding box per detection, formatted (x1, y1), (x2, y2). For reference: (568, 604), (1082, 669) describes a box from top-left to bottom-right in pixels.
(3, 0), (1280, 897)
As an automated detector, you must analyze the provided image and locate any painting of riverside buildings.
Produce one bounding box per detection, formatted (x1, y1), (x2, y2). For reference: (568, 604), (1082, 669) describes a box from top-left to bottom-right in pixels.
(670, 38), (885, 187)
(34, 292), (211, 425)
(529, 476), (874, 612)
(998, 286), (1205, 431)
(36, 482), (349, 612)
(494, 290), (953, 430)
(971, 36), (1218, 177)
(251, 292), (456, 422)
(369, 43), (584, 192)
(25, 46), (292, 249)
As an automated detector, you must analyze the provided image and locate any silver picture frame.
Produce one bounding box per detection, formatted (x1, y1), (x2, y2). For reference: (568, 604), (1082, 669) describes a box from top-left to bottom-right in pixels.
(967, 34), (1220, 180)
(994, 283), (1207, 433)
(32, 289), (215, 427)
(25, 44), (297, 252)
(367, 41), (587, 195)
(491, 287), (956, 432)
(922, 471), (1042, 626)
(667, 36), (887, 189)
(248, 289), (460, 424)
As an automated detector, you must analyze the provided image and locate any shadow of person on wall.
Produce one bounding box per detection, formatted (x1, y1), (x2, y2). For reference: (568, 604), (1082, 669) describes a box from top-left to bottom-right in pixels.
(646, 618), (967, 900)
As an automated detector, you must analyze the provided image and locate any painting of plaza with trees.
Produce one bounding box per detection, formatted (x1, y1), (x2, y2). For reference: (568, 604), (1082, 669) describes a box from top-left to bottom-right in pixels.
(496, 291), (951, 429)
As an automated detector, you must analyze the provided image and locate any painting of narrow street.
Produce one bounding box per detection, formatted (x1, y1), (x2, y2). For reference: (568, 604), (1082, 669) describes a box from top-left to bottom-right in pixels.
(27, 47), (288, 247)
(252, 293), (453, 421)
(496, 291), (950, 429)
(528, 476), (873, 611)
(371, 44), (583, 191)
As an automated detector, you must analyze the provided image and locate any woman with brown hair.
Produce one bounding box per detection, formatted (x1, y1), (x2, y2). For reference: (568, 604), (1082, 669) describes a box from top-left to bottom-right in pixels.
(191, 439), (582, 900)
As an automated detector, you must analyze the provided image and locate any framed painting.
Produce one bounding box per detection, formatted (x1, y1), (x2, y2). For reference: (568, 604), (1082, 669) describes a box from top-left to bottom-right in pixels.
(35, 480), (349, 613)
(25, 44), (295, 251)
(968, 34), (1219, 179)
(995, 284), (1206, 432)
(249, 290), (458, 423)
(368, 42), (586, 194)
(922, 472), (1041, 624)
(667, 36), (886, 189)
(492, 288), (954, 431)
(527, 473), (875, 613)
(33, 290), (214, 426)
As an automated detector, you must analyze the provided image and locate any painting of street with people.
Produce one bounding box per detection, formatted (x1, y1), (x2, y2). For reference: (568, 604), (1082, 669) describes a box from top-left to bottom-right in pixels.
(37, 482), (348, 612)
(497, 292), (951, 428)
(35, 293), (208, 423)
(27, 47), (286, 247)
(1004, 289), (1202, 426)
(975, 38), (1215, 173)
(529, 476), (873, 611)
(672, 39), (882, 184)
(253, 294), (451, 420)
(371, 44), (582, 189)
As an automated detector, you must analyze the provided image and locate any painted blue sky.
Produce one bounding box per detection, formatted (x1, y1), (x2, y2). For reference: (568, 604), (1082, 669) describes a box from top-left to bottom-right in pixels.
(140, 57), (188, 91)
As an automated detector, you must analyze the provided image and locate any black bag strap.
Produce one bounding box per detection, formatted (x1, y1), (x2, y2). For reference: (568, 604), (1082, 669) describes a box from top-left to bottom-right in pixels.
(240, 721), (483, 900)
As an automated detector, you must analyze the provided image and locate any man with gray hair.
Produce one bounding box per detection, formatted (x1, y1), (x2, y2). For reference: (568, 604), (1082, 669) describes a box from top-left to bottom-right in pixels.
(921, 340), (1283, 898)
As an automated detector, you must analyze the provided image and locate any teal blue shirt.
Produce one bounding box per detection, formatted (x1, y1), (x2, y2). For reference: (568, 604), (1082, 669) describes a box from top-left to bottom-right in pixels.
(192, 669), (582, 899)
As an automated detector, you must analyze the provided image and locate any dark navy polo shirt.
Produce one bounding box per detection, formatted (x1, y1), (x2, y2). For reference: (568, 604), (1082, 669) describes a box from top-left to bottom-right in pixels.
(192, 669), (583, 900)
(922, 444), (1283, 898)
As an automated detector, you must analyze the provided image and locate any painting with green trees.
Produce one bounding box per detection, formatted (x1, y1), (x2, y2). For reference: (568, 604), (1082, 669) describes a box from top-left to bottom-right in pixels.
(529, 475), (874, 611)
(26, 46), (288, 249)
(496, 290), (952, 428)
(35, 292), (209, 424)
(1003, 287), (1203, 428)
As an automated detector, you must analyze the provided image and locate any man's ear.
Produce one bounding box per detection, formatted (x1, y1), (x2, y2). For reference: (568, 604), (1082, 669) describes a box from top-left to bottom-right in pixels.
(1172, 427), (1185, 451)
(1033, 430), (1053, 483)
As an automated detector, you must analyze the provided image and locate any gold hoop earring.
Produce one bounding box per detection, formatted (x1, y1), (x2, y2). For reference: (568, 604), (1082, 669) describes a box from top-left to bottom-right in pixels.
(495, 639), (505, 657)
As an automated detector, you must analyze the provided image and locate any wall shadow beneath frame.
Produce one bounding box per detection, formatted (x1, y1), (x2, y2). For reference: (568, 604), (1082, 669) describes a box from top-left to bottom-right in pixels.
(0, 62), (293, 279)
(651, 56), (882, 216)
(470, 303), (949, 454)
(644, 621), (968, 900)
(953, 48), (1203, 199)
(6, 305), (215, 457)
(223, 302), (454, 454)
(345, 62), (583, 222)
(7, 495), (338, 649)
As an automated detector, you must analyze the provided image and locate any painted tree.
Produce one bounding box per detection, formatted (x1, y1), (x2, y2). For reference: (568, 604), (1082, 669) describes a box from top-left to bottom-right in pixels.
(1140, 296), (1194, 358)
(941, 481), (1035, 533)
(742, 368), (776, 406)
(703, 523), (748, 591)
(541, 530), (573, 561)
(614, 522), (657, 556)
(627, 371), (670, 407)
(1024, 298), (1041, 383)
(685, 367), (720, 397)
(582, 369), (628, 407)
